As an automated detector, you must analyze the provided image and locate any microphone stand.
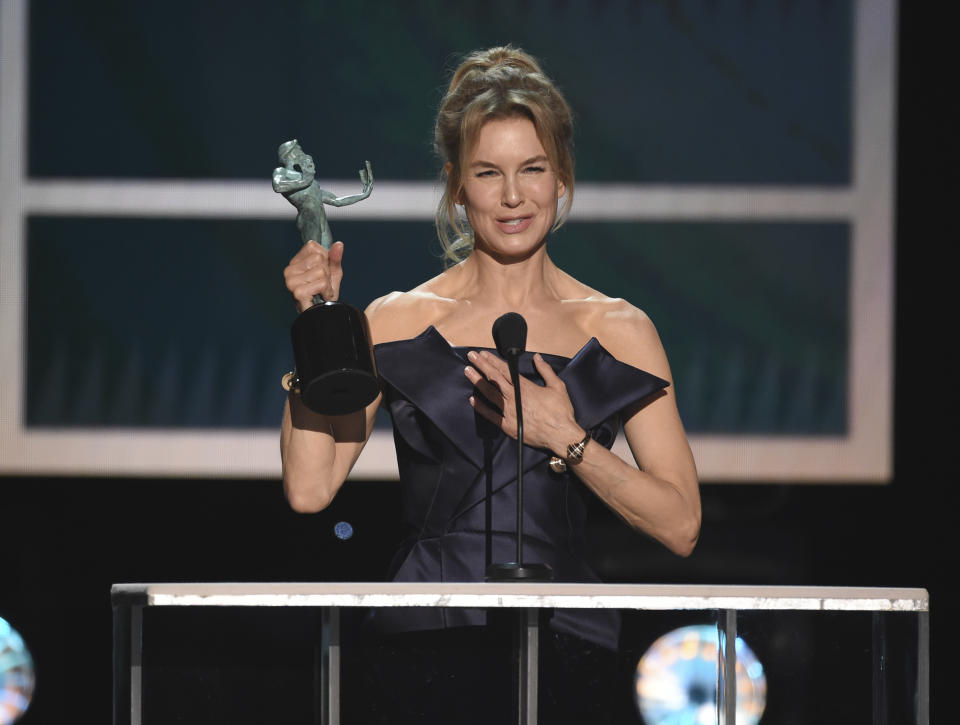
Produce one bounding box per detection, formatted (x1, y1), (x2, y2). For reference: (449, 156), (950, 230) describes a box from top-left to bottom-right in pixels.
(486, 314), (553, 582)
(484, 313), (553, 725)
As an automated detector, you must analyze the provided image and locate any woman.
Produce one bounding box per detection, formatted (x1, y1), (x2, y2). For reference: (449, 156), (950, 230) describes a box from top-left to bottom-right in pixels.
(281, 46), (700, 722)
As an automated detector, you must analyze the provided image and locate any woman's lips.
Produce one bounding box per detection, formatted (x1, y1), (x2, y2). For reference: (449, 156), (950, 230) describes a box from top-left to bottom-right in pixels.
(496, 216), (533, 234)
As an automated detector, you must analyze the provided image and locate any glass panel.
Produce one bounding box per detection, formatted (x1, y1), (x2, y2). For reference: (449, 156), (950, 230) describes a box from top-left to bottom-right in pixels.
(736, 610), (876, 725)
(141, 607), (321, 725)
(872, 611), (927, 725)
(135, 605), (925, 724)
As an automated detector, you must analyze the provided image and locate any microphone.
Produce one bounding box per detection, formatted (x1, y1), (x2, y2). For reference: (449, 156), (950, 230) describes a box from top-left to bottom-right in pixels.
(492, 312), (527, 360)
(492, 312), (525, 421)
(486, 312), (553, 582)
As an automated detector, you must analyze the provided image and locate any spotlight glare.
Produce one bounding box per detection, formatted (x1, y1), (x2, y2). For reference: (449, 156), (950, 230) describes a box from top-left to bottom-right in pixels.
(0, 616), (35, 725)
(635, 624), (766, 725)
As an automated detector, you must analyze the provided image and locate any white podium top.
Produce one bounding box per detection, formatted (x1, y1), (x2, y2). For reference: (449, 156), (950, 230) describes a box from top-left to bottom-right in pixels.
(111, 582), (929, 613)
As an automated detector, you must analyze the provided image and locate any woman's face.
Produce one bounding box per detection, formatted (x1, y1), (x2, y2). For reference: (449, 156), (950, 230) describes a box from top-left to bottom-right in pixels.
(459, 116), (566, 260)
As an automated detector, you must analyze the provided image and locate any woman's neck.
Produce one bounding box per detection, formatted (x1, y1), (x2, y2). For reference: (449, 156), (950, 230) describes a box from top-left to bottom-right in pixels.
(453, 245), (562, 309)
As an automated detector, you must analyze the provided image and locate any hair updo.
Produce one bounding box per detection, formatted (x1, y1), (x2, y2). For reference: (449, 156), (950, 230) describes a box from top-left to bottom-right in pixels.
(434, 46), (575, 263)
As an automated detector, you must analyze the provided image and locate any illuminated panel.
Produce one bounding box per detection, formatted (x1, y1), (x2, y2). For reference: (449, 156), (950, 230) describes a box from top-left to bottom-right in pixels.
(25, 218), (846, 437)
(28, 1), (852, 184)
(0, 0), (896, 480)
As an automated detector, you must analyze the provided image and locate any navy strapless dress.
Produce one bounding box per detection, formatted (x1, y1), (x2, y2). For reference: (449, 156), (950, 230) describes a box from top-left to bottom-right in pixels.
(371, 326), (669, 650)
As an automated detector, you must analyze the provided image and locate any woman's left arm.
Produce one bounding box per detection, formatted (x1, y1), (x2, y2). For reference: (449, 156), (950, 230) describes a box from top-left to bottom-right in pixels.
(465, 312), (700, 557)
(579, 399), (701, 556)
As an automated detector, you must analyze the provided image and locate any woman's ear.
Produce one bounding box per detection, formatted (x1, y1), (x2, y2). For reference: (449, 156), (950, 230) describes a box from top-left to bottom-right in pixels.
(446, 162), (464, 204)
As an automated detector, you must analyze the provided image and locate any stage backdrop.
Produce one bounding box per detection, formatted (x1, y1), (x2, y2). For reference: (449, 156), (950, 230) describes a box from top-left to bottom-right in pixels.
(0, 0), (896, 481)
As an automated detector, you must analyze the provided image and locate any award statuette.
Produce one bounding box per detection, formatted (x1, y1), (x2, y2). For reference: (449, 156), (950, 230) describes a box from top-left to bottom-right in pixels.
(273, 139), (379, 415)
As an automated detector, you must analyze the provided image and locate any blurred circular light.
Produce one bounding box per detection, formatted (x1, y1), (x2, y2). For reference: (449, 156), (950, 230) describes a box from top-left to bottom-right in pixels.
(635, 624), (766, 725)
(0, 616), (35, 725)
(334, 521), (354, 540)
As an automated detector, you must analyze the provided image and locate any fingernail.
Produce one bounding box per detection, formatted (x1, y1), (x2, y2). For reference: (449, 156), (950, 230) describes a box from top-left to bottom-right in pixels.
(467, 350), (478, 361)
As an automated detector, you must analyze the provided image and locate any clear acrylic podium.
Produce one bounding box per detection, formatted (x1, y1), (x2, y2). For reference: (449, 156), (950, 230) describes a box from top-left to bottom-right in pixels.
(111, 582), (929, 725)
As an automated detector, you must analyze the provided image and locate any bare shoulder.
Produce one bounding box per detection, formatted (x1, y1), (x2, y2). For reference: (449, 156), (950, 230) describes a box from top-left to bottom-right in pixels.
(586, 297), (672, 381)
(365, 274), (455, 345)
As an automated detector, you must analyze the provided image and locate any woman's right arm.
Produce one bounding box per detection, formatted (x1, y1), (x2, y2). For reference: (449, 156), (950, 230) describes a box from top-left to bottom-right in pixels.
(279, 239), (379, 512)
(281, 392), (379, 513)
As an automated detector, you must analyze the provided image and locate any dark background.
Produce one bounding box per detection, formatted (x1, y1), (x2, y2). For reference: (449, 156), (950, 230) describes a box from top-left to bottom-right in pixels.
(2, 2), (956, 723)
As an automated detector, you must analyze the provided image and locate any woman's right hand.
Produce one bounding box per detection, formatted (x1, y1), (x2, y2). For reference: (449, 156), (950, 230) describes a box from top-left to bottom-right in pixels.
(283, 240), (344, 312)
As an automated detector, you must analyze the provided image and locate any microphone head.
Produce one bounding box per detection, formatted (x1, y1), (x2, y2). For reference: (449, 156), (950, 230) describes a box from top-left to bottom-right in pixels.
(492, 312), (527, 358)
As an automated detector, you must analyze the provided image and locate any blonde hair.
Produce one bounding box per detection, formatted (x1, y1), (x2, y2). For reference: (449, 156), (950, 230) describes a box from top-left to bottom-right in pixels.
(433, 46), (575, 264)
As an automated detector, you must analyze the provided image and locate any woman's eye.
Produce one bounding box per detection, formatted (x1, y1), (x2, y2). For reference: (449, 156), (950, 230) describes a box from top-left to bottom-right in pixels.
(476, 170), (497, 177)
(524, 166), (546, 173)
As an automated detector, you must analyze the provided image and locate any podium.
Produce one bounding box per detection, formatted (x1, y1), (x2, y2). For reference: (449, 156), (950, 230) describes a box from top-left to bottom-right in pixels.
(112, 582), (929, 725)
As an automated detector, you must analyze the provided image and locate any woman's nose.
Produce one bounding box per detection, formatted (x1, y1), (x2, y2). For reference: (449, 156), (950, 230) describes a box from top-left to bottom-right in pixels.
(501, 177), (522, 207)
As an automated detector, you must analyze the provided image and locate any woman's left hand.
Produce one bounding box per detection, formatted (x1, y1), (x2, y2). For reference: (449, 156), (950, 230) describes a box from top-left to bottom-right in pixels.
(465, 350), (585, 458)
